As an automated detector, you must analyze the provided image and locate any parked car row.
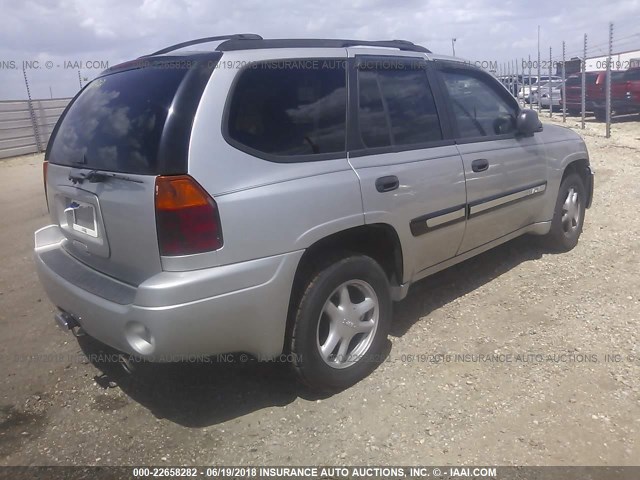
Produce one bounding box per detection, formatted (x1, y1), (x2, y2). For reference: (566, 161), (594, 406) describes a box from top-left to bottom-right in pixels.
(567, 68), (640, 119)
(498, 75), (563, 101)
(533, 80), (563, 108)
(516, 76), (561, 103)
(503, 68), (640, 120)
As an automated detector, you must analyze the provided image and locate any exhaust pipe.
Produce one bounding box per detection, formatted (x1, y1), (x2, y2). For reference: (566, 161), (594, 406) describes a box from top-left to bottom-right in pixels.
(54, 311), (79, 330)
(119, 354), (137, 374)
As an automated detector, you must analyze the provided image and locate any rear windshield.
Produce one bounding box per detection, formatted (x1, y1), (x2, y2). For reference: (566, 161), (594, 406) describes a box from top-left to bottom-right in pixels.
(48, 65), (189, 174)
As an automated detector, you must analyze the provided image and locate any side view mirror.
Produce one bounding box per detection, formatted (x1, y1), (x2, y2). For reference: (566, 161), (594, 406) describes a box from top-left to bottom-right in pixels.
(516, 109), (543, 136)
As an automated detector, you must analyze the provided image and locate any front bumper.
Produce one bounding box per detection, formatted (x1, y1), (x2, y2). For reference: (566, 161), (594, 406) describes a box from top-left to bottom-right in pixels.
(585, 166), (595, 209)
(34, 225), (303, 360)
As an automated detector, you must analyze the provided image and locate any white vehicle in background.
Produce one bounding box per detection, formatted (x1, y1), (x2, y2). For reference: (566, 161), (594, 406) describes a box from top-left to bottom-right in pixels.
(534, 80), (563, 109)
(519, 76), (561, 103)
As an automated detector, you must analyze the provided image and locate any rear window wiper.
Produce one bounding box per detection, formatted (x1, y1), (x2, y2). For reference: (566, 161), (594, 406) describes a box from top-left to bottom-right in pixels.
(68, 170), (143, 185)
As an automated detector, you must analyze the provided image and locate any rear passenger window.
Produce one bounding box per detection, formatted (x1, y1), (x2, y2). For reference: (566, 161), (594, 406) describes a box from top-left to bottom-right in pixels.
(227, 59), (346, 159)
(358, 63), (443, 148)
(358, 70), (391, 148)
(441, 70), (518, 139)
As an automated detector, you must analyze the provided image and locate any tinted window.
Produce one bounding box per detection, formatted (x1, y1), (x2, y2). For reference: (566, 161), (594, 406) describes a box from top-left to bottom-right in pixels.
(566, 76), (581, 86)
(624, 69), (640, 81)
(358, 70), (391, 148)
(227, 60), (346, 158)
(441, 70), (517, 138)
(48, 66), (192, 174)
(358, 65), (442, 148)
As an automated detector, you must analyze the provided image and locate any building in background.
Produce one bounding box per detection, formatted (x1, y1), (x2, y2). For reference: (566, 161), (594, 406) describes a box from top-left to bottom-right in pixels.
(558, 48), (640, 75)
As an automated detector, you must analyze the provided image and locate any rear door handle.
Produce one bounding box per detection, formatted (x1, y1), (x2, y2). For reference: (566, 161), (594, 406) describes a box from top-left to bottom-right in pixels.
(471, 159), (489, 172)
(375, 175), (399, 192)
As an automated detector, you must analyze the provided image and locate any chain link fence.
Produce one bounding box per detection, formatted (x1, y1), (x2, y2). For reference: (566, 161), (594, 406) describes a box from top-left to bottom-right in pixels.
(496, 21), (640, 139)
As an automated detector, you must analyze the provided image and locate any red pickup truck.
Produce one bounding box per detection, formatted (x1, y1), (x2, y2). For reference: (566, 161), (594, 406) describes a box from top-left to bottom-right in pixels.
(610, 67), (640, 118)
(562, 71), (625, 118)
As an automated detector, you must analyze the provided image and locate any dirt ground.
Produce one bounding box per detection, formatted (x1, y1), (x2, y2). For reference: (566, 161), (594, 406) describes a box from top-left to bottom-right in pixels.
(0, 113), (639, 467)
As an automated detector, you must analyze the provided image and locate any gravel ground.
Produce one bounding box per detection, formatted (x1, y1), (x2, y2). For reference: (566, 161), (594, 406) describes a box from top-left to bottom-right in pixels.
(0, 115), (639, 466)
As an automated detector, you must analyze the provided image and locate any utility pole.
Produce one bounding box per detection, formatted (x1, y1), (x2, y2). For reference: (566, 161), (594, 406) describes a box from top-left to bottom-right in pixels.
(549, 47), (553, 118)
(605, 22), (613, 138)
(582, 34), (587, 129)
(528, 54), (532, 105)
(537, 25), (541, 113)
(562, 41), (566, 122)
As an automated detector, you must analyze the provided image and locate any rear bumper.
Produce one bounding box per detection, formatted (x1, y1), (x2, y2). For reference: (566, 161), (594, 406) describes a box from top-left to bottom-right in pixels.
(34, 225), (303, 360)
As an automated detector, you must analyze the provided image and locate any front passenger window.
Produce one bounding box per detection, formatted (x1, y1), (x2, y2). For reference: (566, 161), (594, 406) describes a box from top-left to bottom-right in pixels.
(441, 70), (517, 138)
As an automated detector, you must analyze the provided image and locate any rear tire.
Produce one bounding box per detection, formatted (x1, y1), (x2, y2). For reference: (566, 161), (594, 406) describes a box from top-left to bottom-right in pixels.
(543, 173), (586, 252)
(289, 255), (391, 391)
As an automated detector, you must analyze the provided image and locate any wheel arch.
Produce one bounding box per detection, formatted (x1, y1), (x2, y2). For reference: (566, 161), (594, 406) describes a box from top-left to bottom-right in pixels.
(562, 158), (593, 208)
(292, 223), (404, 288)
(283, 223), (402, 358)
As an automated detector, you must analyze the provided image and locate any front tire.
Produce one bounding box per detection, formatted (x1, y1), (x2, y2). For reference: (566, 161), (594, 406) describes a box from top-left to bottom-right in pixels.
(544, 173), (586, 252)
(289, 255), (392, 391)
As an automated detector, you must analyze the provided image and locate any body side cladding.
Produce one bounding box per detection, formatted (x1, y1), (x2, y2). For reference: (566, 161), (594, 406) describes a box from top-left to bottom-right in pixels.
(410, 205), (466, 236)
(409, 182), (547, 237)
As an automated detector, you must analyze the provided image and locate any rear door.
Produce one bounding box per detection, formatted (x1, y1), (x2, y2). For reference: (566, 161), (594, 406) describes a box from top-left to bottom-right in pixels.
(45, 55), (217, 285)
(433, 63), (548, 253)
(346, 52), (467, 280)
(623, 69), (640, 105)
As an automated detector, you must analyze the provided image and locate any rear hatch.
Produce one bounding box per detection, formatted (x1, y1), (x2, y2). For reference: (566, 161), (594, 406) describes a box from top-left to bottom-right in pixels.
(45, 53), (220, 285)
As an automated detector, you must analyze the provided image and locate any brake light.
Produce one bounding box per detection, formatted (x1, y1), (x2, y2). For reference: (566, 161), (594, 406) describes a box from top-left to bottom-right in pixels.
(43, 161), (49, 212)
(155, 175), (223, 256)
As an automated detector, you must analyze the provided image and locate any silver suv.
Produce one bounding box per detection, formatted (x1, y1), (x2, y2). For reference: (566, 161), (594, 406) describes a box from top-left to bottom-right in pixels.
(34, 34), (594, 390)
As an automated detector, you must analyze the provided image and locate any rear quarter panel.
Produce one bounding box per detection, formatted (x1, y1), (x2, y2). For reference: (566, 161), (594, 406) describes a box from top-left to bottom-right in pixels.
(186, 48), (364, 268)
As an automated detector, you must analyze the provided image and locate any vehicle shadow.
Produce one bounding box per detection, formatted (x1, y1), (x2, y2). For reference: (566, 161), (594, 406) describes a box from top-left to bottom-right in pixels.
(389, 235), (548, 337)
(584, 113), (640, 124)
(78, 235), (550, 427)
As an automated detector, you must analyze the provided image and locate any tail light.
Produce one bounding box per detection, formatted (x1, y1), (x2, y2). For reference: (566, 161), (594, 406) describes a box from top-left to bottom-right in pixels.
(43, 160), (49, 212)
(155, 175), (223, 256)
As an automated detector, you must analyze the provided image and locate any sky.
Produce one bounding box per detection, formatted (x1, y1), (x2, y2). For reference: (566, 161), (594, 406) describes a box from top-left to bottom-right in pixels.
(1, 0), (640, 100)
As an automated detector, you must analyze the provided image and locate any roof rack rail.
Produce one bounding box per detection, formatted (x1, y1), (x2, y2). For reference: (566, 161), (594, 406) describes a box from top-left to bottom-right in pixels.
(144, 34), (263, 56)
(216, 38), (430, 53)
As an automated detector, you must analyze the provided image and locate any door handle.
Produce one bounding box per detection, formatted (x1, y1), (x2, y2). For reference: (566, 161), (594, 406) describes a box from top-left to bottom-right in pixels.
(375, 175), (399, 193)
(471, 159), (489, 172)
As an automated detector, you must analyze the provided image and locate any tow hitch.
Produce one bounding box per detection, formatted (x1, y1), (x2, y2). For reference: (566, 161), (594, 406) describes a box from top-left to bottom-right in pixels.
(54, 310), (84, 336)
